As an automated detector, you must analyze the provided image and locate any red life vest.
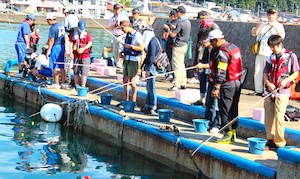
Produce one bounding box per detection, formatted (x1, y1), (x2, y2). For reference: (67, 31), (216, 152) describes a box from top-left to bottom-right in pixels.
(269, 50), (293, 88)
(72, 32), (91, 55)
(209, 43), (243, 82)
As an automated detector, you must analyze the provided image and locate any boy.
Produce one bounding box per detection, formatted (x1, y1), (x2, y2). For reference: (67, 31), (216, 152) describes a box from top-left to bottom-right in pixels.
(263, 35), (300, 150)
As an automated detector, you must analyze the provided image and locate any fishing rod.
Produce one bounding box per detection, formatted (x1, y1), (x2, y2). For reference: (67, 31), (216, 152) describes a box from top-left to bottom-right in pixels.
(191, 88), (280, 156)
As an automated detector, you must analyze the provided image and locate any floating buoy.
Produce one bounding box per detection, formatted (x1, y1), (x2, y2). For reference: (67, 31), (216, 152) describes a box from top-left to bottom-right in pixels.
(0, 107), (6, 112)
(40, 103), (63, 122)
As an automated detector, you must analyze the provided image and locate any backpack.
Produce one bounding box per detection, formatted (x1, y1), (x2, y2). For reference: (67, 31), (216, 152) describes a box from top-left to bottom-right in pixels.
(153, 38), (169, 71)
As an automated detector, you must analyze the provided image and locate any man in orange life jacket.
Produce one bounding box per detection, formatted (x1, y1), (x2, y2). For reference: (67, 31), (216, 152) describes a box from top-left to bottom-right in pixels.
(208, 30), (243, 144)
(263, 35), (300, 151)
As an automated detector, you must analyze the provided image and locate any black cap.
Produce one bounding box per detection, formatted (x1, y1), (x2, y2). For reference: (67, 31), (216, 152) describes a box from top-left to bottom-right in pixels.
(267, 8), (278, 14)
(169, 9), (177, 16)
(114, 4), (122, 10)
(132, 8), (139, 14)
(197, 11), (210, 19)
(176, 6), (186, 14)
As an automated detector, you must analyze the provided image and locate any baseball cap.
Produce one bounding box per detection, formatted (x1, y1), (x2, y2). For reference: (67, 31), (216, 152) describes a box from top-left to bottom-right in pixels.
(197, 11), (210, 19)
(176, 6), (186, 14)
(132, 8), (140, 14)
(208, 30), (224, 40)
(114, 3), (122, 10)
(267, 8), (278, 14)
(169, 9), (177, 16)
(46, 12), (56, 19)
(31, 53), (38, 59)
(27, 13), (36, 21)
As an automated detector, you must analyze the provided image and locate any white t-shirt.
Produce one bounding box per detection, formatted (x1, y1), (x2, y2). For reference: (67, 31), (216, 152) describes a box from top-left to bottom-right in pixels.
(253, 21), (285, 56)
(125, 30), (143, 62)
(109, 13), (129, 36)
(35, 55), (49, 69)
(64, 14), (79, 30)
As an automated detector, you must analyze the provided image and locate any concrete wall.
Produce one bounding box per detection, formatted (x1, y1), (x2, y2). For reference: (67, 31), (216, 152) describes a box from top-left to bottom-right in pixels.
(152, 18), (300, 90)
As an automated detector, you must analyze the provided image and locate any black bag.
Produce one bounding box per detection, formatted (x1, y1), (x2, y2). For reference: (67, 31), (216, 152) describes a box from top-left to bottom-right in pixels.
(153, 38), (169, 71)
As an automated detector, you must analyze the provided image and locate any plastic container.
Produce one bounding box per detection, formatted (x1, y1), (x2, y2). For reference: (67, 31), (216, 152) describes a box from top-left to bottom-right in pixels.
(77, 87), (89, 97)
(100, 94), (113, 105)
(122, 100), (136, 112)
(247, 137), (267, 154)
(193, 119), (210, 133)
(158, 109), (173, 122)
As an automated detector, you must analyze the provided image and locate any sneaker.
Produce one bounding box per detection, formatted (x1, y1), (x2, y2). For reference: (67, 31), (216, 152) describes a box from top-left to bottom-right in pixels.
(165, 74), (173, 80)
(209, 127), (220, 134)
(75, 84), (81, 89)
(170, 79), (175, 84)
(187, 77), (199, 84)
(193, 100), (203, 106)
(47, 84), (60, 89)
(61, 83), (67, 89)
(168, 86), (178, 91)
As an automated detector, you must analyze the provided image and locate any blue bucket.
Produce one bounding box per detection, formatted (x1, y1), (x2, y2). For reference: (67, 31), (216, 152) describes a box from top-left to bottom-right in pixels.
(193, 119), (210, 133)
(122, 100), (136, 112)
(247, 137), (267, 154)
(100, 94), (113, 105)
(77, 87), (89, 97)
(158, 109), (173, 122)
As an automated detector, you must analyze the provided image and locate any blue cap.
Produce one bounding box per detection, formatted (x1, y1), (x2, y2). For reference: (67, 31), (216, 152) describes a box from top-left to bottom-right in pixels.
(27, 13), (36, 21)
(78, 20), (86, 30)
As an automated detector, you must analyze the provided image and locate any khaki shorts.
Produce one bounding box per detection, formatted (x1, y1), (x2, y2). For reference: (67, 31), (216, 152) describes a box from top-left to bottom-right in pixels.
(123, 60), (139, 77)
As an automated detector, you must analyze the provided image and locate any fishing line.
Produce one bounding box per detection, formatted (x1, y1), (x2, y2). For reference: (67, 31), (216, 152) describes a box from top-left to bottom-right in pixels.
(191, 88), (280, 156)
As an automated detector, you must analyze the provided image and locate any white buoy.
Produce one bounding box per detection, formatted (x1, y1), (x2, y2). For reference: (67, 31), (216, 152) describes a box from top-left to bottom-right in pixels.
(40, 103), (63, 122)
(0, 107), (6, 112)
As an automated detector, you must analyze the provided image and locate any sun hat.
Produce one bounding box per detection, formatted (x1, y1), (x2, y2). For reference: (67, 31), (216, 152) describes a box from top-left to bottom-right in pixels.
(208, 30), (224, 40)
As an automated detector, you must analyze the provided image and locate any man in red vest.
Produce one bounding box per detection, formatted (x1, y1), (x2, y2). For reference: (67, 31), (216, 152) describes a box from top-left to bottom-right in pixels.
(208, 30), (243, 144)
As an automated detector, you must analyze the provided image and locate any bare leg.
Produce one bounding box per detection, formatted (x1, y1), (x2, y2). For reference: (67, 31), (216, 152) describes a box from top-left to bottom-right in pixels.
(74, 74), (79, 86)
(60, 68), (66, 84)
(81, 75), (87, 87)
(123, 75), (129, 101)
(130, 76), (137, 102)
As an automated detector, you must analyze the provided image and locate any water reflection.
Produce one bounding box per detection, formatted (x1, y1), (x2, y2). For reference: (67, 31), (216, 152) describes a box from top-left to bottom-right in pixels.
(0, 92), (194, 178)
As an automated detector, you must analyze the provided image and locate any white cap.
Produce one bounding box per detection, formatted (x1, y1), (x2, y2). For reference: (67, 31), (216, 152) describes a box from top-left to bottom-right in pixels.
(31, 52), (38, 59)
(46, 12), (56, 19)
(208, 30), (224, 40)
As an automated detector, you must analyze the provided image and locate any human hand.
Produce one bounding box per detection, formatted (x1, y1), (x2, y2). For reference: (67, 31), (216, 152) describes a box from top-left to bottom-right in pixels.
(77, 48), (84, 54)
(279, 79), (288, 89)
(212, 89), (219, 98)
(267, 83), (277, 92)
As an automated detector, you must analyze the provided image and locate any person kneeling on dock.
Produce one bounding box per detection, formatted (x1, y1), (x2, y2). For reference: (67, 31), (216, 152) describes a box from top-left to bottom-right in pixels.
(69, 20), (92, 88)
(119, 20), (144, 103)
(208, 30), (243, 144)
(263, 35), (300, 151)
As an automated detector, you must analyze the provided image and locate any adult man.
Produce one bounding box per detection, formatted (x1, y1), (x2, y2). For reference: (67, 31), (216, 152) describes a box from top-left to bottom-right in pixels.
(29, 53), (52, 81)
(46, 12), (66, 89)
(130, 8), (148, 32)
(120, 20), (144, 102)
(64, 7), (78, 34)
(251, 8), (285, 96)
(64, 7), (78, 87)
(263, 35), (299, 151)
(166, 6), (191, 91)
(109, 4), (129, 68)
(15, 13), (36, 77)
(69, 20), (92, 88)
(163, 9), (178, 82)
(193, 10), (220, 105)
(208, 30), (243, 144)
(140, 31), (159, 115)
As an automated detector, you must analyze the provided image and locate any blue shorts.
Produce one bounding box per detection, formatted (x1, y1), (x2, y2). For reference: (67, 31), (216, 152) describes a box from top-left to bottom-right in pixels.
(49, 44), (65, 69)
(15, 43), (26, 63)
(38, 68), (53, 77)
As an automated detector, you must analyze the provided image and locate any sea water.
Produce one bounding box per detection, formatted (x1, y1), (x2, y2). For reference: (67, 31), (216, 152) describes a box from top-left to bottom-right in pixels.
(0, 93), (195, 178)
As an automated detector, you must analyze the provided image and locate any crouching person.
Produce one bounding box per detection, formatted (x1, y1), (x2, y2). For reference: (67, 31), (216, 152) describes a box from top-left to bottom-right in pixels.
(69, 20), (92, 88)
(140, 31), (160, 114)
(29, 54), (52, 81)
(263, 35), (300, 151)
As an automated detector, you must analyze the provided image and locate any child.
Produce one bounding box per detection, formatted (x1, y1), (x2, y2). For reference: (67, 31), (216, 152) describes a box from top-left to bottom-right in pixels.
(263, 35), (300, 150)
